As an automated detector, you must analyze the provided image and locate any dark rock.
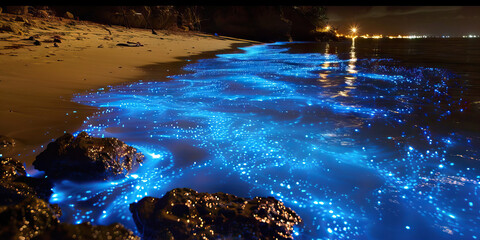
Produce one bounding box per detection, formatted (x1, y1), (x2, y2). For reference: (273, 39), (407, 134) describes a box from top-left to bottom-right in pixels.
(33, 40), (41, 45)
(0, 157), (25, 180)
(34, 222), (140, 240)
(33, 132), (144, 182)
(116, 42), (143, 47)
(0, 135), (16, 151)
(63, 11), (74, 19)
(15, 175), (54, 201)
(0, 158), (139, 239)
(129, 188), (302, 240)
(0, 196), (139, 240)
(0, 157), (53, 206)
(0, 197), (60, 240)
(25, 34), (39, 41)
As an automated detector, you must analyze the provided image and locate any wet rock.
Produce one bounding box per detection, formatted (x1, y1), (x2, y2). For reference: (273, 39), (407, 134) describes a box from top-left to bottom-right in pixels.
(0, 196), (139, 240)
(0, 158), (138, 239)
(0, 157), (25, 180)
(0, 197), (60, 240)
(129, 188), (302, 240)
(15, 175), (54, 201)
(0, 135), (15, 148)
(35, 222), (140, 240)
(0, 157), (53, 205)
(33, 132), (144, 182)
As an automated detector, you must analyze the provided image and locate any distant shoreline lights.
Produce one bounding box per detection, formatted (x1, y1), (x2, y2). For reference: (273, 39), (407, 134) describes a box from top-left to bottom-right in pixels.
(336, 33), (480, 39)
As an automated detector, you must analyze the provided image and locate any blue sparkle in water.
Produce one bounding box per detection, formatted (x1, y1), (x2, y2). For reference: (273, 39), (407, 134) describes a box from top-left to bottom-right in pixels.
(45, 41), (480, 239)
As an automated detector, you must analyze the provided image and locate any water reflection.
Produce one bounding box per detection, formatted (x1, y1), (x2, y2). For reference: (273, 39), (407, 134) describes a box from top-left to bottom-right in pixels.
(47, 42), (479, 240)
(348, 38), (357, 74)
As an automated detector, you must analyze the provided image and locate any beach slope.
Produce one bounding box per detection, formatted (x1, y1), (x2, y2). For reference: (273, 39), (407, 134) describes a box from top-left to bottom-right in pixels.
(0, 13), (257, 165)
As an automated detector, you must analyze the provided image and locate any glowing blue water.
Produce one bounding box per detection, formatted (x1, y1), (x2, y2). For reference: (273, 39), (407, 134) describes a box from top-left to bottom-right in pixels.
(52, 41), (480, 239)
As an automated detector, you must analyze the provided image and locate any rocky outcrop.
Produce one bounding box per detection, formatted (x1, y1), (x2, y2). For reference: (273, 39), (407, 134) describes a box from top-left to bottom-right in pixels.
(0, 157), (53, 206)
(0, 157), (24, 180)
(129, 188), (302, 240)
(33, 132), (144, 182)
(35, 222), (140, 240)
(0, 196), (139, 240)
(0, 197), (61, 240)
(0, 157), (140, 240)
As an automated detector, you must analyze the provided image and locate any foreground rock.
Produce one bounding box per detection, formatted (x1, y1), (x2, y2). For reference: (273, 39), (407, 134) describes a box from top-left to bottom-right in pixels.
(0, 157), (53, 205)
(0, 157), (140, 240)
(0, 197), (60, 240)
(36, 222), (140, 240)
(0, 135), (15, 148)
(33, 132), (144, 182)
(0, 197), (139, 240)
(129, 188), (302, 240)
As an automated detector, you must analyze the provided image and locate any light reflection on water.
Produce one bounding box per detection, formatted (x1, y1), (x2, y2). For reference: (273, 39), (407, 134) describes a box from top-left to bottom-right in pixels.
(50, 40), (480, 239)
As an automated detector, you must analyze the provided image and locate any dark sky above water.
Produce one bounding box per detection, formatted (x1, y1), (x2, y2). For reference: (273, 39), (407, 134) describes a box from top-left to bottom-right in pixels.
(326, 6), (480, 36)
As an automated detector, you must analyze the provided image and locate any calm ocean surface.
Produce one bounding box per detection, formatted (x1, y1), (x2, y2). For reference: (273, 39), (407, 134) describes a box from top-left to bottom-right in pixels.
(51, 38), (480, 239)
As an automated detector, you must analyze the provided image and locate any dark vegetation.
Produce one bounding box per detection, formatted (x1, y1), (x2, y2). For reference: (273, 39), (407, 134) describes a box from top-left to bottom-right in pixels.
(0, 5), (339, 42)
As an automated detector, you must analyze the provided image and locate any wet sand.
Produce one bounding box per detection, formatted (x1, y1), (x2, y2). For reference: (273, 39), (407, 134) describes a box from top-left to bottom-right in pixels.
(0, 13), (259, 166)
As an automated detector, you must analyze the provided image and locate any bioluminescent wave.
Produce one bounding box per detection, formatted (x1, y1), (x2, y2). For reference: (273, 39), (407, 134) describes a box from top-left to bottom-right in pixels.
(51, 41), (479, 239)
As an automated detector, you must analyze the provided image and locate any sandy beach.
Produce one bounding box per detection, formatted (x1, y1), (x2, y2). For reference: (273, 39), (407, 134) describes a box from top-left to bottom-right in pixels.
(0, 13), (259, 166)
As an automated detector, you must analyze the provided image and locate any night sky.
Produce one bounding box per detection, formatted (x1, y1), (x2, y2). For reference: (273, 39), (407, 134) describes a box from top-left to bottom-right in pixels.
(326, 6), (480, 36)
